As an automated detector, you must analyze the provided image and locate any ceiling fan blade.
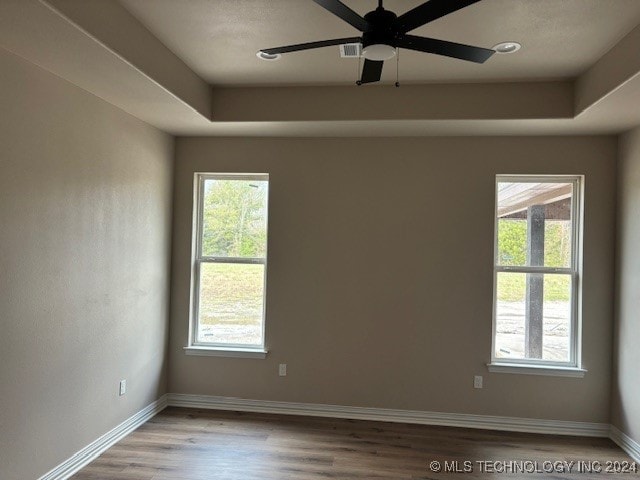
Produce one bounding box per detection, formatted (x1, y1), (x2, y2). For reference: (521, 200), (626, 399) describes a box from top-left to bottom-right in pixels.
(261, 37), (361, 55)
(393, 0), (482, 33)
(397, 35), (494, 63)
(311, 0), (370, 32)
(360, 59), (384, 84)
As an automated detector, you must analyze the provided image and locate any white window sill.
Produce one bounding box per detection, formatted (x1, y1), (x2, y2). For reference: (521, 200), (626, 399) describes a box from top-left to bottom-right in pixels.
(184, 346), (268, 359)
(487, 363), (587, 378)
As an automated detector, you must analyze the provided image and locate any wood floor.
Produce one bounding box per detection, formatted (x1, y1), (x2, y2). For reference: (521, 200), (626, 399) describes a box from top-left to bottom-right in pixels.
(71, 407), (633, 480)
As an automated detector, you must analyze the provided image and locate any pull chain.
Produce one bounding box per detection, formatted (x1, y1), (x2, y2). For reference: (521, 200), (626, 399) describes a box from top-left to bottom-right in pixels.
(395, 48), (400, 87)
(356, 47), (362, 86)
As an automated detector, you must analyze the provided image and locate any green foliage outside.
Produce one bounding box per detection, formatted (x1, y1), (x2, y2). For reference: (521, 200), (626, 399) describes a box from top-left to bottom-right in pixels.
(202, 179), (267, 258)
(199, 263), (264, 326)
(498, 219), (571, 267)
(497, 273), (570, 302)
(497, 219), (572, 302)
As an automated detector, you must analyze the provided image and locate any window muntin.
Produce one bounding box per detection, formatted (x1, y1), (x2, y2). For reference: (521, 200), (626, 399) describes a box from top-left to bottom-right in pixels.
(492, 176), (582, 367)
(192, 174), (268, 349)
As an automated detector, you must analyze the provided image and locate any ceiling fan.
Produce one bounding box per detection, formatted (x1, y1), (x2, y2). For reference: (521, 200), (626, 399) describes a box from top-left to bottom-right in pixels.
(259, 0), (495, 85)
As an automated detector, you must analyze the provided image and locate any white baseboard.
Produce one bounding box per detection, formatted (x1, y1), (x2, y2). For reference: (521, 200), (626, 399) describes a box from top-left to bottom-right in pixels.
(38, 395), (168, 480)
(166, 393), (610, 438)
(610, 426), (640, 463)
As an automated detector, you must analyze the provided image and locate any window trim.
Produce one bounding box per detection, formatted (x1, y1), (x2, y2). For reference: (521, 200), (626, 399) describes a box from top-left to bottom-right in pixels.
(486, 362), (586, 378)
(490, 175), (584, 372)
(188, 172), (269, 356)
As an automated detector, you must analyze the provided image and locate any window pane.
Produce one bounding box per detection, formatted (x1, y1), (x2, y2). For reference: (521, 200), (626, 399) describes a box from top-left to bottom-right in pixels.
(495, 272), (571, 362)
(202, 179), (268, 258)
(497, 182), (573, 268)
(197, 262), (265, 346)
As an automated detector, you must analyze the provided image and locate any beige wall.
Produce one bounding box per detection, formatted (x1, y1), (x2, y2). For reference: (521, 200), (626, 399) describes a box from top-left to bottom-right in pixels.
(0, 49), (174, 480)
(612, 127), (640, 443)
(0, 42), (625, 479)
(171, 136), (616, 423)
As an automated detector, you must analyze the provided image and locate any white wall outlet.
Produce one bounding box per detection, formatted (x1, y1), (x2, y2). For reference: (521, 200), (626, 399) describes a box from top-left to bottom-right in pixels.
(119, 379), (127, 396)
(474, 375), (483, 389)
(278, 364), (287, 377)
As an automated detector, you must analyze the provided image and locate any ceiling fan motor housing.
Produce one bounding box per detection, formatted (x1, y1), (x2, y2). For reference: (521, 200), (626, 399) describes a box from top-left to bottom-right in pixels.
(362, 7), (399, 49)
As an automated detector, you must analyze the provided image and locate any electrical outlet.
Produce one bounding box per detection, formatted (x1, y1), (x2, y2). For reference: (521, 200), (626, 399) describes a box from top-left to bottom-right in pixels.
(119, 379), (127, 396)
(279, 364), (287, 377)
(474, 375), (483, 389)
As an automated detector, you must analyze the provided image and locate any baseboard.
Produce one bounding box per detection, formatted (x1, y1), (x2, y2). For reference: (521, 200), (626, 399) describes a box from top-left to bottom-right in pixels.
(166, 393), (609, 438)
(610, 426), (640, 463)
(38, 394), (168, 480)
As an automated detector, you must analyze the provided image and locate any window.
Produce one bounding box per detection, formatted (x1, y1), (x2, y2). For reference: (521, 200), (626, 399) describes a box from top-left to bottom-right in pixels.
(188, 173), (269, 356)
(491, 176), (583, 372)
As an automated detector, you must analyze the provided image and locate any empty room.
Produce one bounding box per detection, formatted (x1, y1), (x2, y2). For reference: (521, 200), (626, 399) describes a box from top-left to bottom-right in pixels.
(2, 0), (640, 478)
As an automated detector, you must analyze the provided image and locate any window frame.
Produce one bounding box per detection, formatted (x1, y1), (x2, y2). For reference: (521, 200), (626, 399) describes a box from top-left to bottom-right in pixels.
(187, 172), (269, 356)
(490, 175), (584, 372)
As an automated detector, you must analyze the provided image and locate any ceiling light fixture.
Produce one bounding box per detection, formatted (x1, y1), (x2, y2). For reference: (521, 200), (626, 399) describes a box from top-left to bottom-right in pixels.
(256, 51), (281, 61)
(362, 44), (396, 61)
(492, 42), (522, 54)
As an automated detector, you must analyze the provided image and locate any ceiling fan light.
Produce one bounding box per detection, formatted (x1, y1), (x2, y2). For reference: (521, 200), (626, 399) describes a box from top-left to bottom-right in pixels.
(362, 44), (396, 61)
(492, 42), (522, 54)
(256, 51), (281, 61)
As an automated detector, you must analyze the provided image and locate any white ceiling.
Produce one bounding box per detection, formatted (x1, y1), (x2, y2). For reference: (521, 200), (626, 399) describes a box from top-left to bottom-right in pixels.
(118, 0), (640, 86)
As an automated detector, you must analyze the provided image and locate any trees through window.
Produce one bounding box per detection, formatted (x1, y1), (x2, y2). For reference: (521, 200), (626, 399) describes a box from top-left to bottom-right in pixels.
(191, 174), (269, 350)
